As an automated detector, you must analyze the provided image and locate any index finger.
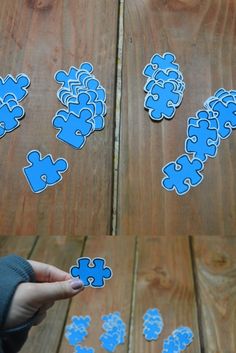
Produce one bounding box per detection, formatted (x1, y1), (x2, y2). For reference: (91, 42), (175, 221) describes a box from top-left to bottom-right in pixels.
(28, 260), (71, 282)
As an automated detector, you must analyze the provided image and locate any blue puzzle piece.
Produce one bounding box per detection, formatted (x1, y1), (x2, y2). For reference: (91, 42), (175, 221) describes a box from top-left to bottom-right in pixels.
(75, 345), (95, 353)
(162, 336), (180, 353)
(213, 100), (236, 139)
(65, 326), (88, 345)
(23, 150), (68, 193)
(68, 92), (96, 117)
(143, 52), (179, 78)
(70, 257), (112, 288)
(83, 77), (106, 101)
(162, 154), (204, 196)
(72, 315), (91, 329)
(0, 102), (24, 137)
(0, 73), (30, 101)
(173, 327), (193, 351)
(143, 308), (163, 341)
(100, 332), (120, 353)
(144, 82), (181, 120)
(185, 118), (218, 162)
(53, 110), (94, 149)
(145, 69), (184, 93)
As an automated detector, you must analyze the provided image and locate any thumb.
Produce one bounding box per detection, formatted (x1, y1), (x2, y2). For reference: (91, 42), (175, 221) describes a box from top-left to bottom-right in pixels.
(32, 279), (84, 304)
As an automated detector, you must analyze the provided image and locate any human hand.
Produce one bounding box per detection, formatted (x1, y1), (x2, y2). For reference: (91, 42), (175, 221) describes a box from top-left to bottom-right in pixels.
(3, 260), (84, 329)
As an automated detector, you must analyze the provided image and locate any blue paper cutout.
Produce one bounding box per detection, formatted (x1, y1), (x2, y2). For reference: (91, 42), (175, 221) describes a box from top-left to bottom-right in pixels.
(212, 100), (236, 139)
(162, 154), (204, 196)
(100, 312), (126, 352)
(74, 345), (95, 353)
(143, 308), (164, 341)
(0, 99), (24, 137)
(70, 257), (113, 288)
(143, 52), (179, 78)
(185, 118), (218, 162)
(0, 73), (30, 101)
(65, 315), (91, 346)
(162, 335), (180, 353)
(172, 327), (194, 351)
(23, 150), (68, 193)
(144, 82), (181, 121)
(53, 110), (94, 149)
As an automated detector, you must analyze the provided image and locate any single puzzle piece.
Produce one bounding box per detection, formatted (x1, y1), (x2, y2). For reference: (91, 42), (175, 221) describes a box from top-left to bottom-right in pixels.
(23, 150), (68, 193)
(162, 154), (204, 196)
(100, 331), (120, 353)
(74, 345), (95, 353)
(70, 257), (112, 288)
(143, 52), (179, 78)
(185, 118), (218, 162)
(72, 315), (91, 329)
(0, 74), (30, 101)
(144, 82), (181, 120)
(162, 335), (180, 353)
(0, 102), (24, 137)
(212, 100), (236, 139)
(52, 110), (93, 149)
(172, 327), (194, 351)
(65, 326), (88, 345)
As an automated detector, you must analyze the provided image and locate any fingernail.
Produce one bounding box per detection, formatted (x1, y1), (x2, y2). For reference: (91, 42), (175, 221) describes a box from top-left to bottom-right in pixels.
(70, 279), (84, 290)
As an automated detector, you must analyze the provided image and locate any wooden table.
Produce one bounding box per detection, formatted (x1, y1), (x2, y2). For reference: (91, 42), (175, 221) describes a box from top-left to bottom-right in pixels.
(1, 235), (235, 353)
(0, 0), (235, 237)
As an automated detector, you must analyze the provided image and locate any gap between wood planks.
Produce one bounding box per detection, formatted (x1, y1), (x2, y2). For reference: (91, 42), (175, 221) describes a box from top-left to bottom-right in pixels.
(111, 0), (124, 235)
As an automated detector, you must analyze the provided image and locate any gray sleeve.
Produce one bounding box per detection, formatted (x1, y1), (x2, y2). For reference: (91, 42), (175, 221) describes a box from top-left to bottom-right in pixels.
(0, 254), (35, 353)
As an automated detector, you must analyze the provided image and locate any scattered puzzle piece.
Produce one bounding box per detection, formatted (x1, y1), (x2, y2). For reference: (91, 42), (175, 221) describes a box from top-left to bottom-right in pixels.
(74, 345), (95, 353)
(23, 150), (68, 193)
(162, 335), (180, 353)
(70, 257), (112, 288)
(172, 327), (194, 351)
(213, 100), (236, 139)
(144, 82), (181, 120)
(100, 312), (126, 352)
(185, 118), (218, 162)
(162, 154), (204, 196)
(0, 73), (30, 101)
(0, 101), (24, 137)
(143, 308), (163, 341)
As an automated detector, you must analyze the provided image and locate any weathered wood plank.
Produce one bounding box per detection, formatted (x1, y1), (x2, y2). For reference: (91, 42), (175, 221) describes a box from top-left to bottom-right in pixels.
(58, 236), (136, 353)
(21, 236), (84, 353)
(192, 236), (236, 352)
(117, 0), (236, 235)
(130, 237), (201, 353)
(0, 0), (119, 236)
(0, 235), (36, 257)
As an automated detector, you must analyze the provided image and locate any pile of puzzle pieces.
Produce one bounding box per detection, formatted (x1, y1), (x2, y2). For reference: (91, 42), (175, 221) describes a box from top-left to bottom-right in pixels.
(65, 312), (126, 353)
(22, 62), (107, 193)
(162, 88), (236, 195)
(143, 308), (163, 341)
(143, 52), (185, 121)
(0, 73), (30, 138)
(100, 312), (126, 352)
(65, 308), (193, 353)
(52, 63), (106, 149)
(70, 257), (113, 288)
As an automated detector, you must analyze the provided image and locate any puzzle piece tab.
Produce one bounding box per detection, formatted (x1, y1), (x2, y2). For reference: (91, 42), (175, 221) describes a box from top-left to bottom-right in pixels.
(23, 150), (68, 193)
(162, 154), (204, 196)
(70, 257), (112, 288)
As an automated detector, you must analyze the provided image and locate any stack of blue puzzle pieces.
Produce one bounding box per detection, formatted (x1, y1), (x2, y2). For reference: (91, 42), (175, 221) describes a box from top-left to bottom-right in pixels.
(65, 315), (94, 353)
(52, 62), (106, 149)
(0, 73), (30, 138)
(162, 88), (236, 196)
(143, 52), (185, 121)
(143, 308), (163, 341)
(100, 312), (126, 352)
(162, 327), (193, 353)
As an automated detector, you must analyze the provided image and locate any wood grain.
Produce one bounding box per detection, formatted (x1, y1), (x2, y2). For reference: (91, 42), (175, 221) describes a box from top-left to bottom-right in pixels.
(192, 236), (236, 352)
(0, 0), (118, 236)
(21, 236), (84, 353)
(130, 237), (201, 353)
(117, 0), (236, 235)
(0, 235), (36, 257)
(58, 236), (136, 353)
